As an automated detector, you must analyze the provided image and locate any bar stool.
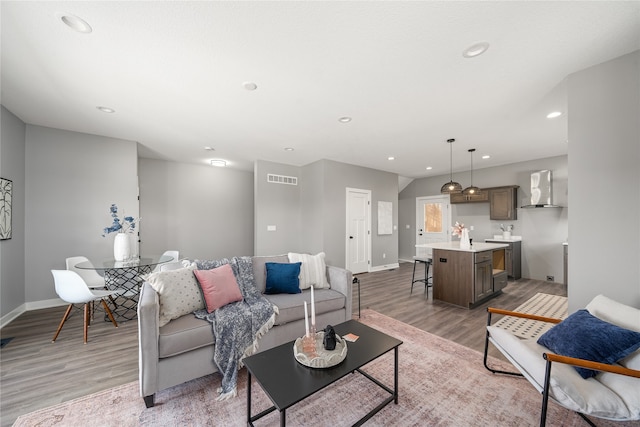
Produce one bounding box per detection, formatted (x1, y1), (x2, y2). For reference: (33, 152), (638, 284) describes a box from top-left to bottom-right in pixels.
(410, 256), (432, 296)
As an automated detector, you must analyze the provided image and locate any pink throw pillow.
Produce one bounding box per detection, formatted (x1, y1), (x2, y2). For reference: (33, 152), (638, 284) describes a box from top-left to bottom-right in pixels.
(193, 264), (243, 313)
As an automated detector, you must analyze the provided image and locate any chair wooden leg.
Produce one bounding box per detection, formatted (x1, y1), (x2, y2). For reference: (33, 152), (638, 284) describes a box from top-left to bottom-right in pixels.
(52, 304), (74, 342)
(101, 299), (118, 328)
(83, 303), (89, 344)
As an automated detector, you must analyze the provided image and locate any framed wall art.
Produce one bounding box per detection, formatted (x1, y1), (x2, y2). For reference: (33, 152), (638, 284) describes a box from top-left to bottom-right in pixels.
(0, 178), (12, 240)
(377, 201), (392, 235)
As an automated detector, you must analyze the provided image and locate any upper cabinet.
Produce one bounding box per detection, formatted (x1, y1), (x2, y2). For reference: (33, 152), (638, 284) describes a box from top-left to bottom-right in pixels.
(449, 191), (489, 204)
(449, 185), (519, 220)
(489, 186), (519, 220)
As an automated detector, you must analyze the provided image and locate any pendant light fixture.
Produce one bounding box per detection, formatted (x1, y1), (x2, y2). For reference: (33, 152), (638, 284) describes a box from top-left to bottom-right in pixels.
(440, 138), (463, 194)
(462, 148), (481, 195)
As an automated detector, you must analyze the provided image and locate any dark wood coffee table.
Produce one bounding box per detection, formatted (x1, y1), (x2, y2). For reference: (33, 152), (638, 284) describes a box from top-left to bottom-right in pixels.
(243, 319), (402, 426)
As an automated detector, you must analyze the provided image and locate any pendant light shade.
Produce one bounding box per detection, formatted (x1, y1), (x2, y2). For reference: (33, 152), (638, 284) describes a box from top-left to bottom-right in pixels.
(441, 138), (462, 194)
(462, 148), (481, 196)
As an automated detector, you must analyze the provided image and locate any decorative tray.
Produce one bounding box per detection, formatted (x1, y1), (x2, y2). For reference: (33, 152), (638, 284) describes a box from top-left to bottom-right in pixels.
(293, 331), (348, 368)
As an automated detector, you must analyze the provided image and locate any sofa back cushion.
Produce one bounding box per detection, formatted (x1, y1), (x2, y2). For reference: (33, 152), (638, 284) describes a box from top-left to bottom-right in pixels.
(287, 252), (330, 289)
(252, 255), (288, 293)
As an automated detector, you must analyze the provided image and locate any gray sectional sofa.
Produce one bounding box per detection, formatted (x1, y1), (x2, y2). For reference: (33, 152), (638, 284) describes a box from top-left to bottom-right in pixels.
(137, 254), (352, 407)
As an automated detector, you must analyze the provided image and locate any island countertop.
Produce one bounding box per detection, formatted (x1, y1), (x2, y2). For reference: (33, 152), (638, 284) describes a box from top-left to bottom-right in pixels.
(416, 241), (508, 252)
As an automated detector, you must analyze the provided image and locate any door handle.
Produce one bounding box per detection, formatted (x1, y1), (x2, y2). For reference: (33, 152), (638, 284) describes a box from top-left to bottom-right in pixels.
(349, 236), (354, 239)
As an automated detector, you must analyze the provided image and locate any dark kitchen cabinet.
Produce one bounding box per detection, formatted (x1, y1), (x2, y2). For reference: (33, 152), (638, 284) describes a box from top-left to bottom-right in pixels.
(489, 186), (519, 220)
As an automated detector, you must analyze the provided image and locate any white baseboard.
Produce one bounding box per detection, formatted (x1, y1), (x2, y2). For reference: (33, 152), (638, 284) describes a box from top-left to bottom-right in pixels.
(0, 304), (26, 329)
(369, 262), (400, 273)
(398, 258), (414, 264)
(1, 298), (66, 329)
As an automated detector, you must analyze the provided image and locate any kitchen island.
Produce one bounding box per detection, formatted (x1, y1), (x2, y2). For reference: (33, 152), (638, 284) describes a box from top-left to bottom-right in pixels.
(416, 241), (509, 309)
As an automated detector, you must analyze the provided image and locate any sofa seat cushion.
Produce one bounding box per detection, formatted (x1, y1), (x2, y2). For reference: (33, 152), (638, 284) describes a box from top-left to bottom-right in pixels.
(264, 289), (345, 326)
(159, 314), (214, 358)
(488, 325), (634, 420)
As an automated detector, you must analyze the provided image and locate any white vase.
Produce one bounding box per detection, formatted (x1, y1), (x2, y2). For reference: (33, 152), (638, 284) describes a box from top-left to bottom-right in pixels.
(114, 233), (131, 261)
(460, 228), (471, 249)
(502, 231), (512, 240)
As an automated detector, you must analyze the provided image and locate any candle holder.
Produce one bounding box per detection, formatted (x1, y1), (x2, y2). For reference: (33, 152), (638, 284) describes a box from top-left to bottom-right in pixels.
(302, 325), (317, 356)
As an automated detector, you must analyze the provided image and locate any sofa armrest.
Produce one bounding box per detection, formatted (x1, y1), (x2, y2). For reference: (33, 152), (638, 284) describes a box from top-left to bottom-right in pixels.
(138, 281), (160, 400)
(326, 265), (353, 320)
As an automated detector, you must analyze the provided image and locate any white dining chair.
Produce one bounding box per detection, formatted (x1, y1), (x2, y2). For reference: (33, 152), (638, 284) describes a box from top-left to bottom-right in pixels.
(51, 270), (120, 344)
(153, 250), (179, 272)
(66, 256), (106, 289)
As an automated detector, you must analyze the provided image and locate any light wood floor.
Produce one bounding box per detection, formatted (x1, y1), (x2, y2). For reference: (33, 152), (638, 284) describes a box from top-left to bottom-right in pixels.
(0, 261), (566, 426)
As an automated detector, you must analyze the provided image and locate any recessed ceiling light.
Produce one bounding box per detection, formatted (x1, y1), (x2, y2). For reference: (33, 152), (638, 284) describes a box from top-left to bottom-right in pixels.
(60, 14), (92, 33)
(463, 41), (490, 58)
(243, 82), (258, 91)
(546, 111), (562, 119)
(426, 166), (433, 170)
(388, 156), (395, 161)
(204, 146), (215, 151)
(284, 147), (294, 151)
(482, 155), (491, 159)
(210, 159), (227, 167)
(96, 106), (115, 113)
(338, 117), (352, 123)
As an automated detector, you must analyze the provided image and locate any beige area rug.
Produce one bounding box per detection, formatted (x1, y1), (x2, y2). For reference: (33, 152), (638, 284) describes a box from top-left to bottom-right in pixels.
(14, 309), (635, 427)
(493, 292), (568, 339)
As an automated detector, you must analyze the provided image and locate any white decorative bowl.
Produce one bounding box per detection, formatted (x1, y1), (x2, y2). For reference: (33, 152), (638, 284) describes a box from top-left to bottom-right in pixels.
(293, 331), (348, 368)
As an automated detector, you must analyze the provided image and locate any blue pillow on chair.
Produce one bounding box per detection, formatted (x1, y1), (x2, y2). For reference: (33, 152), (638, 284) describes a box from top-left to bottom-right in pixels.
(537, 309), (640, 379)
(265, 262), (302, 294)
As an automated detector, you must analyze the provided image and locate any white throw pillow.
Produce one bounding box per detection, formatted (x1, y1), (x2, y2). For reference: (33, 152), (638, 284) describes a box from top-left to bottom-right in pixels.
(144, 266), (205, 327)
(287, 252), (330, 290)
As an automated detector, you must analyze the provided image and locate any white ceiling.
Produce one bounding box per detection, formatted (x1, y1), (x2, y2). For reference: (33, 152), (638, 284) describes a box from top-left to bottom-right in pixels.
(2, 1), (639, 179)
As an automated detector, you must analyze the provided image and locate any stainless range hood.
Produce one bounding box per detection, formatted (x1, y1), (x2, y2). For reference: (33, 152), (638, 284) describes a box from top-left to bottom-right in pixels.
(520, 170), (563, 208)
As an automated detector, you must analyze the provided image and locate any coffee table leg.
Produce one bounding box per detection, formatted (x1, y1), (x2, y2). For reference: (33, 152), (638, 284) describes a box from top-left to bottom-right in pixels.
(247, 371), (252, 426)
(394, 346), (399, 404)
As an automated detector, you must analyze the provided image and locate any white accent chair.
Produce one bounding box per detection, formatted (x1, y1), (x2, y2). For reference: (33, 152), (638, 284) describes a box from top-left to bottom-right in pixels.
(484, 295), (640, 426)
(51, 270), (120, 344)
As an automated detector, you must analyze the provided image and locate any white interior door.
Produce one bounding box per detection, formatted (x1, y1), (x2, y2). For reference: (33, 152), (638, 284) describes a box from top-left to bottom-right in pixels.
(346, 188), (371, 274)
(416, 195), (451, 258)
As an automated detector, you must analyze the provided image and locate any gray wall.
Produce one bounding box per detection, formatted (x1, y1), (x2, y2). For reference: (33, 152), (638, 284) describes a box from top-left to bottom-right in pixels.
(24, 125), (139, 304)
(254, 159), (399, 269)
(139, 158), (254, 260)
(254, 160), (303, 256)
(399, 155), (568, 283)
(0, 106), (26, 322)
(567, 50), (640, 311)
(321, 160), (399, 269)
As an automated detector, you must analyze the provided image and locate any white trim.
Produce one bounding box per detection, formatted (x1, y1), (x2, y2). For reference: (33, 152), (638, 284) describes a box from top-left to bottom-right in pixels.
(1, 298), (66, 329)
(369, 262), (400, 273)
(0, 304), (26, 329)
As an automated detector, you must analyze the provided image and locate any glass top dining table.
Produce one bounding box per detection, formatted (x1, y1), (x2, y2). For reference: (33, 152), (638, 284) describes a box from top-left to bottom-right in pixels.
(74, 254), (175, 270)
(75, 254), (175, 321)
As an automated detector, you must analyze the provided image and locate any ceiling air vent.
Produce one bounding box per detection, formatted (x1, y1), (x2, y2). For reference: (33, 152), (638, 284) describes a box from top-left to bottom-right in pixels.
(267, 174), (298, 185)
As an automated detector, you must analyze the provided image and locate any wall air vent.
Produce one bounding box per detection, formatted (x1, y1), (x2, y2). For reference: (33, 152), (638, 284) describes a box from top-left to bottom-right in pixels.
(267, 174), (298, 185)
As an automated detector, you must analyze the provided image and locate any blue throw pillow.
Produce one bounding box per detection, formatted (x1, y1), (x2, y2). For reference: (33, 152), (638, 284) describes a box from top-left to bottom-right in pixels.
(264, 262), (302, 295)
(537, 309), (640, 379)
